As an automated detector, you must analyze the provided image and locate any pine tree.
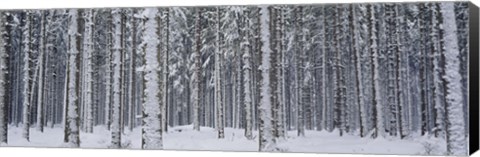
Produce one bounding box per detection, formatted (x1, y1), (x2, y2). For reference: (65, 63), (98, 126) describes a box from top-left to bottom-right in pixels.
(21, 11), (31, 141)
(192, 8), (201, 131)
(369, 4), (385, 138)
(440, 2), (467, 155)
(65, 8), (82, 147)
(83, 9), (95, 134)
(0, 11), (8, 145)
(215, 7), (225, 139)
(242, 8), (253, 140)
(141, 8), (163, 150)
(103, 9), (113, 131)
(258, 5), (276, 152)
(36, 10), (47, 133)
(351, 4), (367, 138)
(160, 8), (169, 134)
(295, 6), (305, 137)
(110, 8), (123, 148)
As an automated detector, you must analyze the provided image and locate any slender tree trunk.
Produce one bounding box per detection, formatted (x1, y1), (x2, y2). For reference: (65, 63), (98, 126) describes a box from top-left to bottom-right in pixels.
(111, 8), (123, 148)
(21, 11), (31, 141)
(83, 9), (95, 134)
(192, 9), (201, 131)
(215, 7), (225, 139)
(0, 12), (8, 145)
(295, 6), (305, 137)
(161, 8), (169, 134)
(242, 9), (253, 140)
(369, 4), (384, 138)
(351, 4), (366, 138)
(65, 9), (82, 147)
(36, 11), (46, 132)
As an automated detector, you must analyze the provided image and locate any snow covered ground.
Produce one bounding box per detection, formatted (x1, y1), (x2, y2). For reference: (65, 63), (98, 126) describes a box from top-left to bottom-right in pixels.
(4, 125), (447, 155)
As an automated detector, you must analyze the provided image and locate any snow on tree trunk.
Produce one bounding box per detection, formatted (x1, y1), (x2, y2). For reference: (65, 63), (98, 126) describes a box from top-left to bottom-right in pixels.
(440, 2), (467, 155)
(127, 8), (136, 132)
(431, 3), (446, 138)
(83, 9), (95, 134)
(394, 4), (407, 138)
(334, 5), (347, 137)
(65, 9), (81, 147)
(258, 5), (276, 152)
(141, 8), (163, 150)
(21, 11), (31, 141)
(0, 12), (8, 145)
(273, 6), (286, 139)
(242, 9), (253, 140)
(36, 10), (46, 133)
(192, 9), (201, 131)
(369, 4), (385, 138)
(321, 6), (328, 131)
(215, 7), (225, 139)
(295, 6), (306, 137)
(104, 11), (113, 131)
(161, 8), (169, 134)
(351, 4), (367, 138)
(110, 8), (123, 148)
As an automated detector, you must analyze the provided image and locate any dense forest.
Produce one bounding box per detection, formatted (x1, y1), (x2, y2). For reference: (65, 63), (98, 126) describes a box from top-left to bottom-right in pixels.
(0, 2), (470, 155)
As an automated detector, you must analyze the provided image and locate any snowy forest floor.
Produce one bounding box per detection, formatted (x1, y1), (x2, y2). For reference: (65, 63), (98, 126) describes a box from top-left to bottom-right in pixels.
(4, 125), (447, 155)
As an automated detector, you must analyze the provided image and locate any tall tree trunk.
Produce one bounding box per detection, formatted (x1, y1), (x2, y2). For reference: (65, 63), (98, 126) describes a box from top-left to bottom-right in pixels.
(258, 5), (276, 152)
(141, 8), (163, 150)
(369, 4), (385, 138)
(110, 8), (123, 148)
(192, 8), (201, 131)
(215, 7), (225, 139)
(440, 2), (467, 155)
(21, 11), (31, 141)
(351, 4), (366, 138)
(0, 12), (8, 145)
(65, 9), (82, 147)
(161, 8), (169, 134)
(105, 11), (113, 131)
(128, 9), (137, 132)
(242, 9), (253, 140)
(83, 9), (95, 134)
(295, 6), (305, 137)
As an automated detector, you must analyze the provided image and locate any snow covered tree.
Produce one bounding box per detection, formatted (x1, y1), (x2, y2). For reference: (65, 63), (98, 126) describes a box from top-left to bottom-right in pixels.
(241, 8), (253, 140)
(0, 3), (471, 154)
(192, 8), (201, 131)
(368, 4), (385, 138)
(440, 2), (467, 155)
(0, 11), (8, 145)
(21, 11), (31, 141)
(215, 7), (225, 139)
(294, 6), (306, 137)
(141, 8), (163, 150)
(65, 9), (82, 147)
(160, 8), (169, 134)
(110, 8), (123, 148)
(351, 4), (367, 138)
(83, 9), (95, 134)
(258, 5), (276, 152)
(35, 10), (47, 133)
(271, 6), (286, 139)
(103, 9), (113, 131)
(333, 5), (347, 137)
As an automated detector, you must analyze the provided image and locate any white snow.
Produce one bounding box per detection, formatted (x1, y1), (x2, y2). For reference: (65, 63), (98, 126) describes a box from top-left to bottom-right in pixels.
(5, 125), (447, 155)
